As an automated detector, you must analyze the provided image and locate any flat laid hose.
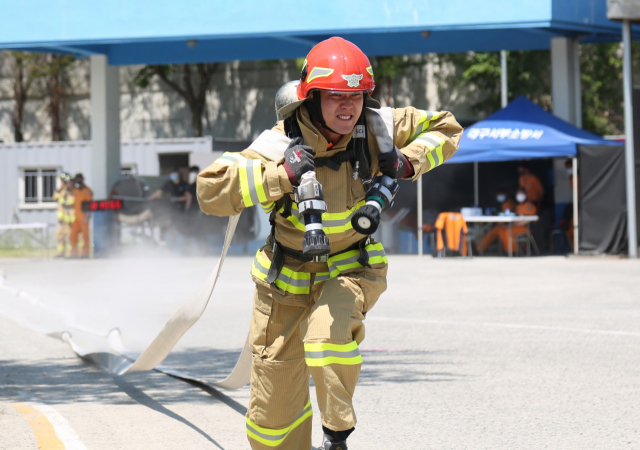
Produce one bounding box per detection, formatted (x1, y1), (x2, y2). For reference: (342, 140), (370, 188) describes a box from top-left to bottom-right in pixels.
(62, 213), (253, 390)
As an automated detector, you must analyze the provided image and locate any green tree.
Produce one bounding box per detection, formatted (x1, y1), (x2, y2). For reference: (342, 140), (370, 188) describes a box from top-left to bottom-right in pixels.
(133, 64), (218, 137)
(7, 52), (45, 142)
(32, 54), (76, 141)
(580, 43), (625, 136)
(441, 50), (551, 117)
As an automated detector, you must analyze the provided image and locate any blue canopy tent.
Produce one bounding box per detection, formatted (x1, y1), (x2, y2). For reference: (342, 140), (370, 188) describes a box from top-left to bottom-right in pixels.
(450, 96), (622, 164)
(444, 96), (624, 254)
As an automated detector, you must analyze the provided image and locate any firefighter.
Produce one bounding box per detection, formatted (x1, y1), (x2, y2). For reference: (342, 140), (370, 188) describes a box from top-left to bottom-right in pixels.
(70, 173), (93, 258)
(52, 173), (75, 257)
(197, 37), (462, 450)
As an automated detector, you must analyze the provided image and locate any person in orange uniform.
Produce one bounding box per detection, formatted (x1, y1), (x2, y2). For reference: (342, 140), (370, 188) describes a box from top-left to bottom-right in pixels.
(518, 163), (544, 209)
(70, 173), (93, 258)
(479, 188), (537, 253)
(478, 189), (516, 253)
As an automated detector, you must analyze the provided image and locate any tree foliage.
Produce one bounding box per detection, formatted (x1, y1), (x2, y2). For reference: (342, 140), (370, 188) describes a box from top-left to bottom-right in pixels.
(440, 44), (640, 136)
(133, 63), (218, 137)
(370, 55), (421, 106)
(32, 54), (76, 141)
(441, 50), (551, 117)
(4, 52), (76, 142)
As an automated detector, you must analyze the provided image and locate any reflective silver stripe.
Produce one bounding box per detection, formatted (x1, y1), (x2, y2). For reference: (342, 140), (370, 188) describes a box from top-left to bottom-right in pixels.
(216, 155), (242, 165)
(333, 247), (386, 268)
(246, 403), (312, 442)
(314, 273), (330, 282)
(245, 161), (259, 206)
(322, 216), (353, 228)
(253, 258), (269, 276)
(413, 111), (434, 139)
(277, 272), (311, 288)
(333, 253), (360, 267)
(305, 349), (361, 359)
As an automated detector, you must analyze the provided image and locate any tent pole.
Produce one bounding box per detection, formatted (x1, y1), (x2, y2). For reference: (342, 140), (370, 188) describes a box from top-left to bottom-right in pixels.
(623, 20), (638, 258)
(473, 162), (479, 206)
(572, 157), (579, 255)
(417, 176), (423, 257)
(501, 50), (508, 108)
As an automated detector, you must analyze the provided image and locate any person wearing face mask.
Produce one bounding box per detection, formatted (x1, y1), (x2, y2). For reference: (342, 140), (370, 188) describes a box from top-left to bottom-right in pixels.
(479, 188), (536, 253)
(148, 167), (190, 210)
(517, 163), (544, 209)
(477, 189), (517, 253)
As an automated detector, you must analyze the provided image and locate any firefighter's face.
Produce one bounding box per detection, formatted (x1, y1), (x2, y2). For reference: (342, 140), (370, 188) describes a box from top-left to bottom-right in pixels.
(319, 91), (364, 136)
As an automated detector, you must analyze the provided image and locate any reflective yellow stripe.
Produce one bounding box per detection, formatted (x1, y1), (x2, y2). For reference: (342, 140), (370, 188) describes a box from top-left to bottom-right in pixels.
(252, 159), (268, 203)
(238, 158), (267, 207)
(314, 242), (387, 285)
(366, 66), (373, 76)
(246, 400), (312, 446)
(280, 200), (366, 234)
(252, 251), (311, 294)
(304, 341), (363, 367)
(214, 151), (246, 167)
(261, 201), (275, 214)
(415, 133), (446, 171)
(411, 110), (440, 141)
(253, 242), (387, 290)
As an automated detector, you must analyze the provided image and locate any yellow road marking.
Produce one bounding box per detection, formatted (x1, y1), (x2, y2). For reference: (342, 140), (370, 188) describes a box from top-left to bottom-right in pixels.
(12, 402), (66, 449)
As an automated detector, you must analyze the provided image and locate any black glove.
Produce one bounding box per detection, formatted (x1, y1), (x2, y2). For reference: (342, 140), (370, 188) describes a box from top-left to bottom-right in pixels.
(378, 146), (411, 179)
(282, 137), (314, 185)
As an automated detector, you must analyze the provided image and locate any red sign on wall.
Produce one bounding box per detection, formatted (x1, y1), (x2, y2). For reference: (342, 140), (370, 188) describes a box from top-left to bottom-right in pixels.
(81, 199), (123, 212)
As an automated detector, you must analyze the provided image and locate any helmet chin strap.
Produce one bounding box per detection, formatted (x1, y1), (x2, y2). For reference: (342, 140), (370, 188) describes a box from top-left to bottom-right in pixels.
(306, 91), (340, 135)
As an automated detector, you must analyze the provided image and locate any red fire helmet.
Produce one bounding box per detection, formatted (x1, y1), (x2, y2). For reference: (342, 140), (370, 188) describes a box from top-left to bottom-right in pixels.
(277, 37), (379, 119)
(298, 37), (375, 98)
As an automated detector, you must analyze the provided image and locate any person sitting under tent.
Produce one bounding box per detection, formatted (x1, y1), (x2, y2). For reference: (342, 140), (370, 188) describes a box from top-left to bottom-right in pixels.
(518, 163), (544, 209)
(478, 187), (536, 254)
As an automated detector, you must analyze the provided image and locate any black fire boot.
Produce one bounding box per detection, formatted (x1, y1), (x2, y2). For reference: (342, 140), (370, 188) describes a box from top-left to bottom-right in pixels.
(319, 426), (353, 450)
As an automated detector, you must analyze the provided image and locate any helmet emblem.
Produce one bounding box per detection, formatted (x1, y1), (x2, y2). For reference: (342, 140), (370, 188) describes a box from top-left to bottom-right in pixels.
(341, 74), (363, 87)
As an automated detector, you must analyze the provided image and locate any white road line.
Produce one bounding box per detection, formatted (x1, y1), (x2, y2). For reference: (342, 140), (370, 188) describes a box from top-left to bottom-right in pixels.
(368, 316), (640, 337)
(31, 400), (87, 450)
(14, 394), (87, 450)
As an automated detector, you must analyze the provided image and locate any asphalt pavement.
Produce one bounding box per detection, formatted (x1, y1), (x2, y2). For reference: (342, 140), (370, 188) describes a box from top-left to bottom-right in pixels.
(1, 253), (639, 449)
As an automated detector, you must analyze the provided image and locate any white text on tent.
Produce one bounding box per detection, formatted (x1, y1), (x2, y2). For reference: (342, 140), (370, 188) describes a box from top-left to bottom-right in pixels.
(466, 128), (544, 140)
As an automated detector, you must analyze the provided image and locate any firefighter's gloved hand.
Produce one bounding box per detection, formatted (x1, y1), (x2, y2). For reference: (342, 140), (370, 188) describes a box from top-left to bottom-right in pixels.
(282, 137), (315, 185)
(378, 146), (413, 179)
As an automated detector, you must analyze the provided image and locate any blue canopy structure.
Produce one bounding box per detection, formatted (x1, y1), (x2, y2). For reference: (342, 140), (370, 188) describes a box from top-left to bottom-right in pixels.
(448, 96), (623, 164)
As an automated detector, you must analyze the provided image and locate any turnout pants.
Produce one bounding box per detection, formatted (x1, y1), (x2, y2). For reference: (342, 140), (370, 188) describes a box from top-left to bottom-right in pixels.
(247, 264), (387, 450)
(70, 219), (90, 257)
(55, 221), (71, 256)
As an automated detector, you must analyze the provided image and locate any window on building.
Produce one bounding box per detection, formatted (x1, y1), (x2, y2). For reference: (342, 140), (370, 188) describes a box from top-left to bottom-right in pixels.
(20, 167), (60, 208)
(42, 169), (57, 202)
(24, 170), (39, 203)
